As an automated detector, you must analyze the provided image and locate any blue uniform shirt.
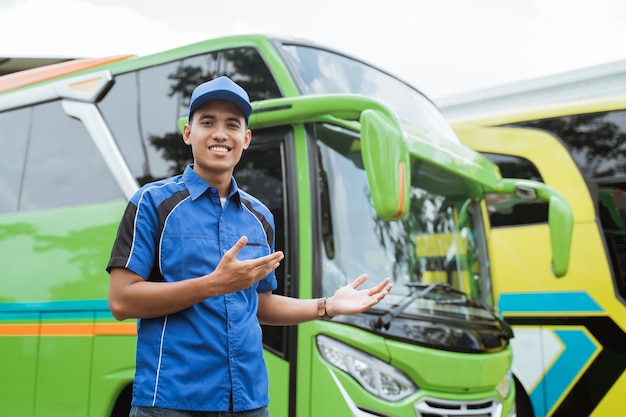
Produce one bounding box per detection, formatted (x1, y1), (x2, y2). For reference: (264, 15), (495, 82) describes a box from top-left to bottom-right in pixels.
(107, 165), (278, 412)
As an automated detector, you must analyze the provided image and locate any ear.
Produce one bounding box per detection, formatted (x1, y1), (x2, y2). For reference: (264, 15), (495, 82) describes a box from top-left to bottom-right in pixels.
(242, 129), (252, 150)
(182, 124), (192, 145)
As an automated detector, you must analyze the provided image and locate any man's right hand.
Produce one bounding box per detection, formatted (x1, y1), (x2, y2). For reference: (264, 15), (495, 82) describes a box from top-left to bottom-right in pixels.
(210, 236), (284, 294)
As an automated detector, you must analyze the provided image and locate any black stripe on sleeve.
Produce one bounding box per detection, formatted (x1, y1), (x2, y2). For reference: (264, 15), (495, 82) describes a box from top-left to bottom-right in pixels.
(106, 202), (138, 273)
(241, 198), (274, 249)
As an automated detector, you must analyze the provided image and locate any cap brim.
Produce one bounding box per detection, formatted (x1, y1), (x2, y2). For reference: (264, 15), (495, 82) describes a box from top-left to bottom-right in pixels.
(189, 90), (252, 122)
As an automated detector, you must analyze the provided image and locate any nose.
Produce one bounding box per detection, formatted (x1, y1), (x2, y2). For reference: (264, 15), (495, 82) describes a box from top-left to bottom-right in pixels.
(211, 126), (228, 140)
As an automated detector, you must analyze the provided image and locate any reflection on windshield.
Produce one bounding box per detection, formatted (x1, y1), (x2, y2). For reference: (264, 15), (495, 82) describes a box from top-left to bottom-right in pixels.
(317, 123), (493, 320)
(280, 43), (459, 145)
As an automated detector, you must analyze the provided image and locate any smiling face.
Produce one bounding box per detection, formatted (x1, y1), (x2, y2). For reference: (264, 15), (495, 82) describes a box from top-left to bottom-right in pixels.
(183, 99), (252, 191)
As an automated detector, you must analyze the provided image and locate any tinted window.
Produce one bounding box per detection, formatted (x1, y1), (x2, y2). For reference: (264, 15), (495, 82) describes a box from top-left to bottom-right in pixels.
(0, 107), (29, 213)
(509, 110), (626, 180)
(100, 47), (282, 185)
(484, 152), (543, 182)
(481, 153), (548, 227)
(4, 101), (122, 213)
(100, 62), (182, 185)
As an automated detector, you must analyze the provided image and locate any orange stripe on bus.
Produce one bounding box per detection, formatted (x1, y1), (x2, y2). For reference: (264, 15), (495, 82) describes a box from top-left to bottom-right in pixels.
(0, 324), (39, 335)
(0, 54), (135, 92)
(95, 323), (137, 335)
(393, 162), (406, 218)
(40, 323), (94, 336)
(0, 322), (136, 336)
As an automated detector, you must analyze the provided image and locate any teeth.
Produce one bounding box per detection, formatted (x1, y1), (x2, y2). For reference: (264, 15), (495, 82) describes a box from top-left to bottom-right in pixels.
(210, 146), (229, 153)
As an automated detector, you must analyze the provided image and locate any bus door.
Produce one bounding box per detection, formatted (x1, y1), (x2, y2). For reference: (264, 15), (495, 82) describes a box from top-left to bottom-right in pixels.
(233, 127), (295, 417)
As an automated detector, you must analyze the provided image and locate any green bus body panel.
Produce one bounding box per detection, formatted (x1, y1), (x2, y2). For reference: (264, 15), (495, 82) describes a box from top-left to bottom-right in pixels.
(35, 326), (92, 416)
(386, 340), (511, 392)
(2, 335), (38, 415)
(0, 200), (131, 417)
(304, 323), (514, 416)
(0, 201), (124, 301)
(90, 335), (137, 417)
(264, 351), (290, 414)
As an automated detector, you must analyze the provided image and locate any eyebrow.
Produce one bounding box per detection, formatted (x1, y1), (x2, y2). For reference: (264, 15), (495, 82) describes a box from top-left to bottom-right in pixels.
(196, 113), (243, 124)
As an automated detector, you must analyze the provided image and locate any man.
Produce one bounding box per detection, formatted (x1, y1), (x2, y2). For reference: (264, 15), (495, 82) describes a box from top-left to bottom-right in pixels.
(107, 76), (392, 417)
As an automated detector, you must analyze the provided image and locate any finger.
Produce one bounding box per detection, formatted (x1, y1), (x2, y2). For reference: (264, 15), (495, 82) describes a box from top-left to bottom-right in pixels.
(250, 251), (284, 270)
(379, 282), (393, 299)
(260, 251), (285, 264)
(225, 236), (248, 259)
(349, 274), (368, 289)
(375, 283), (393, 300)
(367, 277), (391, 295)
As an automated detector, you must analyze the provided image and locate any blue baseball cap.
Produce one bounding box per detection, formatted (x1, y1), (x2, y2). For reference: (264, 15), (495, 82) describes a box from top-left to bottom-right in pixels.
(188, 76), (252, 123)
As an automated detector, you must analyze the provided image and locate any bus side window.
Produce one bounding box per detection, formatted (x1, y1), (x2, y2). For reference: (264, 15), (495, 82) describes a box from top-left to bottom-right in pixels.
(0, 107), (29, 214)
(19, 101), (122, 212)
(482, 152), (549, 227)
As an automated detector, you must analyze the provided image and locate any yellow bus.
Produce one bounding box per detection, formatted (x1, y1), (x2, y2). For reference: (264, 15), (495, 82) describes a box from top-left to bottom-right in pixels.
(452, 97), (626, 417)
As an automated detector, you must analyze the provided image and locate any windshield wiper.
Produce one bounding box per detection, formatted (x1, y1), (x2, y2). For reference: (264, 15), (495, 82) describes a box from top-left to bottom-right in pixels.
(372, 282), (452, 330)
(435, 298), (484, 307)
(435, 297), (514, 340)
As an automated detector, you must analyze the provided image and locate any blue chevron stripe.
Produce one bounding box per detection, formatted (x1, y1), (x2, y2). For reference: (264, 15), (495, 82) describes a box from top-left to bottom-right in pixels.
(498, 291), (603, 314)
(529, 329), (599, 414)
(499, 292), (602, 416)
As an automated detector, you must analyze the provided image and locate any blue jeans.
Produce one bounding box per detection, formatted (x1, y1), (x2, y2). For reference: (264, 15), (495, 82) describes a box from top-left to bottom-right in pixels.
(129, 405), (269, 417)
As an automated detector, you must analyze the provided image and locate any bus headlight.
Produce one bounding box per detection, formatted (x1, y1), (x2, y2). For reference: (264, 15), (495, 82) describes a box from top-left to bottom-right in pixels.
(316, 334), (417, 401)
(496, 369), (512, 399)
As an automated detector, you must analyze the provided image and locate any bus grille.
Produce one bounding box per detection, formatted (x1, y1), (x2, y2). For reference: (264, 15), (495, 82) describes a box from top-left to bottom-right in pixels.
(414, 397), (502, 417)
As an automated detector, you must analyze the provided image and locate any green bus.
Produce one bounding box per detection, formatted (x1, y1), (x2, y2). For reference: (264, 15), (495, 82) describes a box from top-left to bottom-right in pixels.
(0, 34), (570, 417)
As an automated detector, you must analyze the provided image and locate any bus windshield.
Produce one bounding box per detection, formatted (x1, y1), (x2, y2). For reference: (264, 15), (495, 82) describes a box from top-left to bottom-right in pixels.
(280, 43), (460, 145)
(316, 123), (494, 323)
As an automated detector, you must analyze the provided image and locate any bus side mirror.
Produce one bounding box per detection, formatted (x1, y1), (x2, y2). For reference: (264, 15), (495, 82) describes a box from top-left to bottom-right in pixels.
(547, 193), (573, 277)
(360, 109), (410, 221)
(498, 179), (573, 277)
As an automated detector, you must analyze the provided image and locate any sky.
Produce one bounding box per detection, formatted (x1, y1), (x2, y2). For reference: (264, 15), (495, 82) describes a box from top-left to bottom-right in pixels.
(2, 0), (626, 100)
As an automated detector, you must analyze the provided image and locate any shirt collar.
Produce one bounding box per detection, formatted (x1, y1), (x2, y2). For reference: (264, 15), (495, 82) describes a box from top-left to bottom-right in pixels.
(183, 164), (241, 203)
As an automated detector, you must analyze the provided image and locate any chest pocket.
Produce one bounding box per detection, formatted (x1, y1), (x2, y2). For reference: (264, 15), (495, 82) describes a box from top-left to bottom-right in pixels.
(237, 239), (271, 261)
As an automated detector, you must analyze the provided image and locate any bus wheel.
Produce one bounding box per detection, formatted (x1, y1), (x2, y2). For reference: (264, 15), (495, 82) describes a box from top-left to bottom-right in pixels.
(110, 384), (132, 417)
(515, 377), (534, 417)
